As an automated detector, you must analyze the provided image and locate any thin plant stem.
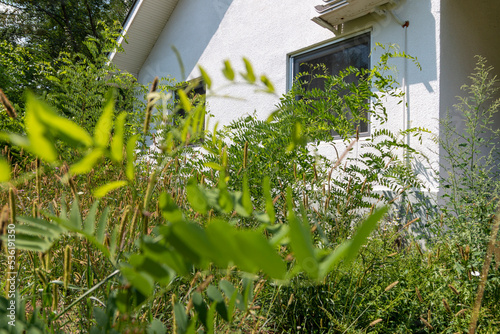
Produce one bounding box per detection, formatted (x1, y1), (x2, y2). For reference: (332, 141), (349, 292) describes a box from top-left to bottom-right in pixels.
(468, 203), (500, 333)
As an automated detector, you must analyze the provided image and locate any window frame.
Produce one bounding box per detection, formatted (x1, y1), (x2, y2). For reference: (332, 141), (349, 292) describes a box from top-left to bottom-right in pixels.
(287, 30), (372, 138)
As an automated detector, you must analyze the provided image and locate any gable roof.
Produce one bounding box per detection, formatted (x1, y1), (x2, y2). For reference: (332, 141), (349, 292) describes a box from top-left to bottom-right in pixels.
(109, 0), (180, 76)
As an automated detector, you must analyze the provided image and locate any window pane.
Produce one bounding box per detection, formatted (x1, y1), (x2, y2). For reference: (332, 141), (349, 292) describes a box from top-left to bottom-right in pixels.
(292, 33), (370, 136)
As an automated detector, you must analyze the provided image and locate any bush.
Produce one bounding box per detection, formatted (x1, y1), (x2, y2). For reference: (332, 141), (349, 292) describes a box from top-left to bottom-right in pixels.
(437, 56), (500, 262)
(0, 50), (499, 334)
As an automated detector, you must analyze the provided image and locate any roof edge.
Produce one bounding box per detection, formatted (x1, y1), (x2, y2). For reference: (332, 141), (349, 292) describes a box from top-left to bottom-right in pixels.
(108, 0), (144, 64)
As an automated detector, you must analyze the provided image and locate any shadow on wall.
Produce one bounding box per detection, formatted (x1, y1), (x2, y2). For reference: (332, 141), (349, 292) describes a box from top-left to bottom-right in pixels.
(342, 0), (437, 90)
(439, 0), (500, 199)
(440, 0), (500, 129)
(139, 0), (234, 83)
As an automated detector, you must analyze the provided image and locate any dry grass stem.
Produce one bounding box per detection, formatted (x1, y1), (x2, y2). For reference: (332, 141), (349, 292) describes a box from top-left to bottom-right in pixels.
(0, 88), (17, 118)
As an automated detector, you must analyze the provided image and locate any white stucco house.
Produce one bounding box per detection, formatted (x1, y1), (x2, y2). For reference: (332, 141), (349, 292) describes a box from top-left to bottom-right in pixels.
(109, 0), (500, 199)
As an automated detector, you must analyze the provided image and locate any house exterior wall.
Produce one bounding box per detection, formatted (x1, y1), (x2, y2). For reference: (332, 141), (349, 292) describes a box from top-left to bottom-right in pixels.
(440, 0), (500, 144)
(137, 0), (442, 192)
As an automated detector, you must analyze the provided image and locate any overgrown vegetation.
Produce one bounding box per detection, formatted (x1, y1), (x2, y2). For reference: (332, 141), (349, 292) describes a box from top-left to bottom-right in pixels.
(0, 40), (499, 334)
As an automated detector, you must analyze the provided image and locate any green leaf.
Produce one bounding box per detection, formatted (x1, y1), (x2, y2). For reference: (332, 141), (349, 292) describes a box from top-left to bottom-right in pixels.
(241, 58), (256, 83)
(205, 219), (253, 270)
(287, 187), (318, 278)
(126, 134), (138, 181)
(93, 181), (128, 198)
(222, 60), (235, 81)
(206, 301), (217, 334)
(192, 292), (208, 328)
(24, 95), (58, 162)
(204, 162), (223, 171)
(111, 112), (127, 162)
(185, 315), (197, 334)
(0, 157), (11, 182)
(170, 221), (217, 262)
(241, 173), (253, 216)
(233, 230), (286, 279)
(218, 172), (233, 213)
(96, 207), (109, 243)
(219, 280), (245, 311)
(70, 148), (105, 175)
(10, 234), (52, 252)
(128, 254), (172, 284)
(26, 92), (93, 150)
(343, 206), (388, 264)
(287, 121), (306, 152)
(198, 65), (212, 89)
(120, 266), (154, 296)
(142, 236), (191, 275)
(206, 285), (228, 322)
(186, 177), (208, 214)
(318, 242), (351, 279)
(177, 89), (192, 113)
(173, 302), (188, 334)
(69, 199), (82, 228)
(260, 75), (275, 93)
(206, 285), (223, 303)
(158, 192), (184, 223)
(242, 278), (254, 309)
(93, 307), (108, 328)
(0, 133), (30, 149)
(94, 90), (115, 147)
(15, 216), (65, 238)
(148, 318), (167, 334)
(83, 201), (99, 235)
(263, 176), (275, 224)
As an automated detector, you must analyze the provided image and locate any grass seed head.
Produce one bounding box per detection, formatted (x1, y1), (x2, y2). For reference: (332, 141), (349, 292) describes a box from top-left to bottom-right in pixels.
(63, 245), (72, 290)
(420, 317), (433, 330)
(443, 298), (452, 313)
(384, 280), (399, 292)
(415, 287), (423, 303)
(369, 319), (383, 327)
(448, 284), (459, 295)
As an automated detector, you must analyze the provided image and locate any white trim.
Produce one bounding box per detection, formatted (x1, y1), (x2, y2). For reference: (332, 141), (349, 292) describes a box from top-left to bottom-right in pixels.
(108, 0), (144, 64)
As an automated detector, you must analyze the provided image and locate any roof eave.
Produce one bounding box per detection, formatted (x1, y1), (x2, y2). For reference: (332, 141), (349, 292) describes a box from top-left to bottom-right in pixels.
(312, 0), (397, 29)
(109, 0), (180, 77)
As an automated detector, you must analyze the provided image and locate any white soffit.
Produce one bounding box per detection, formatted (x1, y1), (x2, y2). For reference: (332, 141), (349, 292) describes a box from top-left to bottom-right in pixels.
(110, 0), (180, 77)
(313, 0), (393, 29)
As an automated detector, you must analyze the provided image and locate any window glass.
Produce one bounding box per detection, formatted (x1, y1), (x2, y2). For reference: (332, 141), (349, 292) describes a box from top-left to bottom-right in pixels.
(291, 32), (370, 135)
(172, 79), (206, 145)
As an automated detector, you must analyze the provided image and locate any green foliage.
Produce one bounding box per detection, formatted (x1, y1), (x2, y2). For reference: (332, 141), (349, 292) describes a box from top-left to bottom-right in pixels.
(0, 0), (134, 58)
(42, 23), (145, 139)
(0, 56), (394, 333)
(1, 46), (499, 334)
(195, 50), (427, 242)
(437, 56), (500, 262)
(0, 293), (47, 333)
(0, 22), (145, 166)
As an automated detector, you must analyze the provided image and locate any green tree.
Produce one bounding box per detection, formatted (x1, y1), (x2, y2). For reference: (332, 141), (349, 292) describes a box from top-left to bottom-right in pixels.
(0, 0), (134, 57)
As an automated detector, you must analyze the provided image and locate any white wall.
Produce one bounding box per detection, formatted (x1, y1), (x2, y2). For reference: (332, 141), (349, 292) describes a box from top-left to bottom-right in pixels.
(138, 0), (442, 192)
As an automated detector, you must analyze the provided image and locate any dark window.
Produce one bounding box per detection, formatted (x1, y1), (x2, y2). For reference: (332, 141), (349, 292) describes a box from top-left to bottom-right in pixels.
(291, 32), (371, 135)
(175, 80), (206, 119)
(173, 79), (206, 144)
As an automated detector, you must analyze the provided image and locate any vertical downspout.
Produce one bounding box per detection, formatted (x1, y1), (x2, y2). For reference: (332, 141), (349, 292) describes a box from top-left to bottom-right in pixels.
(389, 10), (410, 165)
(403, 21), (410, 168)
(389, 10), (411, 216)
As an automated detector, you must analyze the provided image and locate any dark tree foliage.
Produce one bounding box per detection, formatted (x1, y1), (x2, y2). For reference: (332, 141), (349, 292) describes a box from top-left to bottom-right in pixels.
(0, 0), (134, 58)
